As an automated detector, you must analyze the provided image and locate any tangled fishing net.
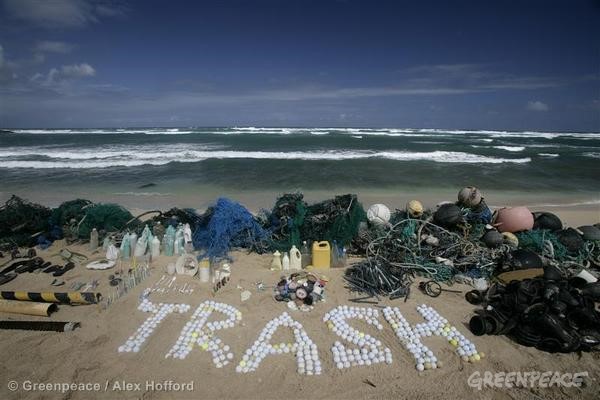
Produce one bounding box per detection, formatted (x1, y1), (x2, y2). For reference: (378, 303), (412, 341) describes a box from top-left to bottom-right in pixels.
(192, 198), (270, 261)
(78, 203), (136, 239)
(48, 199), (94, 240)
(263, 193), (366, 251)
(345, 218), (510, 299)
(0, 196), (51, 248)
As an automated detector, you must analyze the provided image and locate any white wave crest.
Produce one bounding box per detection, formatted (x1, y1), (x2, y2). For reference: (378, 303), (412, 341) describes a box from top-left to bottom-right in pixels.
(538, 153), (559, 157)
(0, 147), (531, 169)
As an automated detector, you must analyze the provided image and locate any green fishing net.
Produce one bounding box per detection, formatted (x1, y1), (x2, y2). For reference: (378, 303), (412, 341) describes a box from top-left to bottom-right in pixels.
(0, 195), (51, 247)
(49, 199), (93, 227)
(265, 193), (366, 251)
(78, 203), (136, 239)
(516, 229), (569, 260)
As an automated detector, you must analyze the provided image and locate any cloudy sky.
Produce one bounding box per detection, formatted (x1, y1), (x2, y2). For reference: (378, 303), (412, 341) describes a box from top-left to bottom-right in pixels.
(0, 0), (598, 130)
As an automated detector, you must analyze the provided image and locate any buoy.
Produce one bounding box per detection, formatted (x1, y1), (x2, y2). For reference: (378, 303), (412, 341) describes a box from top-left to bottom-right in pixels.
(494, 207), (534, 233)
(533, 212), (563, 231)
(511, 249), (543, 270)
(433, 203), (462, 228)
(482, 230), (503, 248)
(557, 228), (584, 253)
(502, 232), (519, 248)
(578, 225), (600, 241)
(406, 200), (424, 218)
(367, 204), (391, 226)
(458, 187), (482, 208)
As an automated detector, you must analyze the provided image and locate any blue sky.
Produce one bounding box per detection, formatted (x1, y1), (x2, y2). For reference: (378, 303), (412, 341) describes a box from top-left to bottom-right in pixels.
(0, 0), (598, 130)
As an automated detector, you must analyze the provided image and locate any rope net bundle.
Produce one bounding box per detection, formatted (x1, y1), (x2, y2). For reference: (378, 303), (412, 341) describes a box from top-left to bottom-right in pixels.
(192, 198), (270, 261)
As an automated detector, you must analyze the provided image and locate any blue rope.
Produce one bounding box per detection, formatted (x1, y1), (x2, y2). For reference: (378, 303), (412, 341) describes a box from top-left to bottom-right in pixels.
(192, 198), (269, 261)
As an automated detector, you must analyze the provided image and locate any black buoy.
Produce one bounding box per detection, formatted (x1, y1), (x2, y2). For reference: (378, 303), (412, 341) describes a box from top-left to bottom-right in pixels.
(543, 265), (563, 281)
(511, 249), (543, 269)
(533, 212), (563, 231)
(482, 230), (503, 248)
(557, 228), (584, 253)
(433, 203), (463, 228)
(578, 225), (600, 241)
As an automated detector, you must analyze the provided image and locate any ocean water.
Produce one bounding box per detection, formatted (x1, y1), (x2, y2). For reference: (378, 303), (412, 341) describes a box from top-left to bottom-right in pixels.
(0, 127), (599, 208)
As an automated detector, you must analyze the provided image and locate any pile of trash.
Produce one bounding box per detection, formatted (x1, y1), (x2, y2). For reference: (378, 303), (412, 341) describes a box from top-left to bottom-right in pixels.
(0, 196), (51, 249)
(466, 265), (600, 353)
(273, 271), (328, 311)
(343, 187), (600, 300)
(261, 193), (366, 251)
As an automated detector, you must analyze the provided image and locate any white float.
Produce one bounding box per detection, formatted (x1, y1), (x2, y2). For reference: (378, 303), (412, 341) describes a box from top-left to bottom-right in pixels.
(165, 300), (242, 368)
(236, 312), (322, 375)
(324, 305), (392, 369)
(118, 298), (190, 353)
(383, 304), (482, 371)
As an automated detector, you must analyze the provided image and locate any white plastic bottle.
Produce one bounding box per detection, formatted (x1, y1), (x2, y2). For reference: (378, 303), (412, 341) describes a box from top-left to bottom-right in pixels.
(90, 228), (99, 251)
(151, 236), (161, 259)
(290, 245), (301, 270)
(282, 252), (290, 271)
(129, 232), (138, 256)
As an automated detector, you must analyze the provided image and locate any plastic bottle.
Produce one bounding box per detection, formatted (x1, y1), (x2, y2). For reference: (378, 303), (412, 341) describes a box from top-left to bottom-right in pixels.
(135, 225), (151, 257)
(290, 245), (301, 270)
(120, 233), (131, 260)
(164, 225), (175, 256)
(199, 259), (210, 282)
(282, 252), (290, 271)
(270, 251), (282, 270)
(301, 240), (311, 269)
(151, 236), (160, 259)
(183, 223), (193, 253)
(153, 221), (165, 241)
(331, 240), (339, 267)
(174, 225), (184, 255)
(129, 232), (138, 256)
(90, 228), (98, 251)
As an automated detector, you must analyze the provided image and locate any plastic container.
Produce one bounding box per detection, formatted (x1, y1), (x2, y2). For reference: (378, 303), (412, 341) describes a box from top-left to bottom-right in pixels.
(282, 252), (290, 270)
(120, 233), (130, 260)
(153, 221), (165, 241)
(301, 241), (311, 269)
(270, 251), (282, 270)
(199, 260), (210, 282)
(312, 241), (331, 269)
(151, 237), (160, 259)
(129, 233), (138, 256)
(90, 228), (98, 251)
(290, 245), (301, 270)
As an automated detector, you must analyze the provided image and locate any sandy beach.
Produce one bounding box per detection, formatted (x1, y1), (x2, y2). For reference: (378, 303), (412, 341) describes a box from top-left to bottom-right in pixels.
(0, 195), (599, 400)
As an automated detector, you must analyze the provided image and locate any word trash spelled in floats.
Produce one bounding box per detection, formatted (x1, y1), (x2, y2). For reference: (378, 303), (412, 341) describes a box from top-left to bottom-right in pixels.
(118, 298), (483, 373)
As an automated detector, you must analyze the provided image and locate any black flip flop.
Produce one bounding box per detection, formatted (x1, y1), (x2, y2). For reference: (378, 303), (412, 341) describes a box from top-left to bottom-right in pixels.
(53, 262), (75, 277)
(0, 272), (17, 285)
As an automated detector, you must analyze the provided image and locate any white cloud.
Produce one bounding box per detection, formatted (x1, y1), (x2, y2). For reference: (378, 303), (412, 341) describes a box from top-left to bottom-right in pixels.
(2, 0), (126, 28)
(35, 41), (73, 54)
(30, 62), (96, 86)
(527, 100), (549, 112)
(61, 63), (95, 77)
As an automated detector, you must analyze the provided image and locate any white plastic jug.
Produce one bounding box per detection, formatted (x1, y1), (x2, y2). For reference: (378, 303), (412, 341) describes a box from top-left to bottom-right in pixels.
(290, 245), (301, 270)
(270, 251), (282, 270)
